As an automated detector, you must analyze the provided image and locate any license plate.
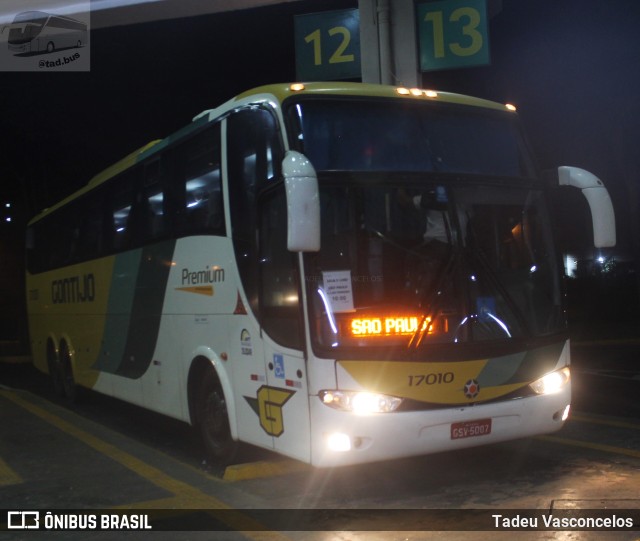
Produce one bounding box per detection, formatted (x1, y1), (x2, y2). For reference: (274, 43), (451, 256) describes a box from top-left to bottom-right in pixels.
(451, 418), (492, 440)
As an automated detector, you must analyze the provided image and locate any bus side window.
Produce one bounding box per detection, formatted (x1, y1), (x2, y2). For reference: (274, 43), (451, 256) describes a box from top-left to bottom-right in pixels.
(174, 125), (224, 236)
(259, 190), (302, 349)
(110, 169), (136, 251)
(50, 210), (76, 268)
(227, 107), (284, 317)
(74, 190), (105, 262)
(25, 226), (36, 273)
(142, 159), (166, 240)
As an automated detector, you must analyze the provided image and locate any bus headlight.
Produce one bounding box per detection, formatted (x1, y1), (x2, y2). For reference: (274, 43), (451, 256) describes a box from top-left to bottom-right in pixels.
(529, 367), (570, 395)
(319, 390), (402, 414)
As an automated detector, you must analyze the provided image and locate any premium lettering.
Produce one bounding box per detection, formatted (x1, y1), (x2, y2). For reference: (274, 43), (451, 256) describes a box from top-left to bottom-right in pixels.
(181, 266), (225, 286)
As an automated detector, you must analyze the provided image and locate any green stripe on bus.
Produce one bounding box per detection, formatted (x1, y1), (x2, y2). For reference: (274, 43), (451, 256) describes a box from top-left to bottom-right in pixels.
(92, 240), (176, 379)
(93, 249), (141, 374)
(116, 240), (176, 379)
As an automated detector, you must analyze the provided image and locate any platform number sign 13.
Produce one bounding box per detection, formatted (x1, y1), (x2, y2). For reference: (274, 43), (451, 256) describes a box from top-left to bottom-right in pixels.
(417, 0), (490, 72)
(294, 8), (361, 81)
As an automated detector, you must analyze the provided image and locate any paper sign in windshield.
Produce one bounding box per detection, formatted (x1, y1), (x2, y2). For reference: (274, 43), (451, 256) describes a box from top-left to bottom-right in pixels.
(322, 270), (354, 313)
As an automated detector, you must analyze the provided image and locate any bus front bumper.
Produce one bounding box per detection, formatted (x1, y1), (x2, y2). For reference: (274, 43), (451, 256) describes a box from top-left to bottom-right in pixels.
(309, 387), (570, 467)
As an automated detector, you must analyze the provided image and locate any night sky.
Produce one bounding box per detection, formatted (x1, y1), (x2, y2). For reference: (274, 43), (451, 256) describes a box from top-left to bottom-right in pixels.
(1, 0), (639, 254)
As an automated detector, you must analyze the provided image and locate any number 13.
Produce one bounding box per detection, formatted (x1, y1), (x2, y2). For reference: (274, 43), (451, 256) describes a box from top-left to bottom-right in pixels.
(425, 7), (483, 58)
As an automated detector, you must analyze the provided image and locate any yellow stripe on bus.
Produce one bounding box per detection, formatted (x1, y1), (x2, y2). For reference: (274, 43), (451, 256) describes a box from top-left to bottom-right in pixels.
(339, 359), (524, 404)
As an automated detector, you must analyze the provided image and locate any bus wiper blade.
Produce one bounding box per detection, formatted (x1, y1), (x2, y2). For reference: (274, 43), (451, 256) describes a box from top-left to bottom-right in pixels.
(369, 229), (431, 260)
(468, 248), (532, 337)
(407, 246), (459, 349)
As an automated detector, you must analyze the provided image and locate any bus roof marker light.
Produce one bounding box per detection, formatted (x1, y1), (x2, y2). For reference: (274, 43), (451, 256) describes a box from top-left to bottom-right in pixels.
(289, 83), (305, 92)
(396, 87), (438, 99)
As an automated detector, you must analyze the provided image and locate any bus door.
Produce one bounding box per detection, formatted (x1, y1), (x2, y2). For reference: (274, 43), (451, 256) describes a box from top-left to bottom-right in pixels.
(262, 330), (309, 462)
(258, 191), (311, 463)
(228, 188), (310, 459)
(229, 309), (274, 451)
(226, 107), (310, 461)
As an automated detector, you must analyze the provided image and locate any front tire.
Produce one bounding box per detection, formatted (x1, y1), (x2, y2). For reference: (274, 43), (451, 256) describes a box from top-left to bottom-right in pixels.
(196, 370), (238, 466)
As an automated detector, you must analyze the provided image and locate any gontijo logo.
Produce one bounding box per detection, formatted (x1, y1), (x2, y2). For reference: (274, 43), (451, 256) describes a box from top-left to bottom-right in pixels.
(51, 274), (95, 304)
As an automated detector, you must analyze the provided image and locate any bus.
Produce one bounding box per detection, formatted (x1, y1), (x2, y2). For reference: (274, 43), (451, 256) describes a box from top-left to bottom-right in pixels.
(26, 83), (616, 467)
(4, 11), (86, 55)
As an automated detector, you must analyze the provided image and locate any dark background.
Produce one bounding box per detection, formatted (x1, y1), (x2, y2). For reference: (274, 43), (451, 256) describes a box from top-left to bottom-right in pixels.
(1, 0), (639, 349)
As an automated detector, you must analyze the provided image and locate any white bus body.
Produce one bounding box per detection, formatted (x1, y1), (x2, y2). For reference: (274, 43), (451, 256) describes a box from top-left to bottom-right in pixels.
(26, 83), (614, 467)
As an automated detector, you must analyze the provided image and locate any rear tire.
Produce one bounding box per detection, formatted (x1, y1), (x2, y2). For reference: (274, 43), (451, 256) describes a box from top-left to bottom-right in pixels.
(196, 370), (238, 466)
(59, 342), (79, 403)
(47, 343), (64, 397)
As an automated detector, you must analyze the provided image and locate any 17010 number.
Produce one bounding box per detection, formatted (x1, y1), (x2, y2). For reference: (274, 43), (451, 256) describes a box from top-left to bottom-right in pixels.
(408, 372), (454, 386)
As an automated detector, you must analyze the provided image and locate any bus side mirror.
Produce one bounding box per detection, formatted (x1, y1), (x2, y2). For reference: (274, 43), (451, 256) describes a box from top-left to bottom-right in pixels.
(556, 166), (616, 248)
(282, 150), (320, 252)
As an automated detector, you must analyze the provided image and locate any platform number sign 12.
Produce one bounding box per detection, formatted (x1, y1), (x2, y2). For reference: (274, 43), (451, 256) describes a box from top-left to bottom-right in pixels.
(417, 0), (490, 72)
(294, 8), (361, 81)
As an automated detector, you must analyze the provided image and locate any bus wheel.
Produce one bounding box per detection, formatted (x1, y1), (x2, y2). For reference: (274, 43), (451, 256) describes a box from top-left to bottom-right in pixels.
(59, 342), (79, 403)
(196, 371), (237, 466)
(46, 42), (55, 53)
(47, 343), (64, 397)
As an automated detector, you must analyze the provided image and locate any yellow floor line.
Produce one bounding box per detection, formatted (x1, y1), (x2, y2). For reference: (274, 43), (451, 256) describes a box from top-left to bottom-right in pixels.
(538, 434), (640, 460)
(110, 495), (188, 510)
(223, 460), (309, 482)
(571, 413), (640, 431)
(0, 455), (22, 486)
(0, 390), (291, 541)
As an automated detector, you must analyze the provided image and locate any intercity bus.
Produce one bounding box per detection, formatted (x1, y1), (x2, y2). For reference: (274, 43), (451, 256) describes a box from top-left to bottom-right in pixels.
(26, 83), (616, 467)
(4, 11), (86, 55)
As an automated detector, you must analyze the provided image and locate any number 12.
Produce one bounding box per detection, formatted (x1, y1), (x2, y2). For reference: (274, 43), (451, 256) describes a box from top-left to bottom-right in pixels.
(305, 26), (355, 66)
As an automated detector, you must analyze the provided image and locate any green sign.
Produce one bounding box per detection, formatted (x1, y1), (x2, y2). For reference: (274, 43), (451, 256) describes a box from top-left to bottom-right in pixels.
(294, 9), (361, 81)
(417, 0), (490, 72)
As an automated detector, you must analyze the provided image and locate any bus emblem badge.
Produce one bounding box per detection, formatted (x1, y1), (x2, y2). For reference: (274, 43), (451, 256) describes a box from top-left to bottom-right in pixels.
(464, 379), (480, 400)
(244, 386), (295, 437)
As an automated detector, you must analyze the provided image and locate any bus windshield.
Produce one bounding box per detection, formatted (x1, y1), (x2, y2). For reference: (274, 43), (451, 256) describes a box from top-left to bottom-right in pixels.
(291, 99), (562, 356)
(290, 98), (535, 178)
